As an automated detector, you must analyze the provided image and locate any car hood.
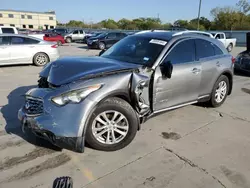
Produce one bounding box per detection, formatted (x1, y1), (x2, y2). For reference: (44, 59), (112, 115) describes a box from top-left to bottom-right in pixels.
(42, 56), (141, 86)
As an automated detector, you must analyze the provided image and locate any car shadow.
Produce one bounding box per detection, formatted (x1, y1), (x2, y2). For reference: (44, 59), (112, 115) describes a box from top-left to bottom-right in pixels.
(234, 70), (250, 77)
(1, 85), (61, 151)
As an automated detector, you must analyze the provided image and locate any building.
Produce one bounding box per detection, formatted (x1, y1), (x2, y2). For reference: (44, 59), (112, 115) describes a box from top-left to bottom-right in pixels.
(0, 9), (57, 30)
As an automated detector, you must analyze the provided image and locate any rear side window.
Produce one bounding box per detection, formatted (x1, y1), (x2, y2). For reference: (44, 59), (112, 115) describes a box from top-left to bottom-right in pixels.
(195, 39), (215, 59)
(213, 44), (223, 56)
(0, 36), (10, 45)
(2, 28), (15, 34)
(73, 30), (78, 34)
(24, 38), (40, 44)
(165, 39), (195, 64)
(107, 33), (116, 39)
(79, 30), (83, 34)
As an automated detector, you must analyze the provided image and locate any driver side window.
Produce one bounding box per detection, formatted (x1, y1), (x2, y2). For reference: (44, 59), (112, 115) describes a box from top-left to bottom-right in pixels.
(164, 39), (195, 65)
(107, 33), (116, 39)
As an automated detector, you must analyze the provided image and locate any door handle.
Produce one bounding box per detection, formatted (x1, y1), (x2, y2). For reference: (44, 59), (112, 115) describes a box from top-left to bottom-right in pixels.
(216, 61), (221, 67)
(192, 68), (201, 74)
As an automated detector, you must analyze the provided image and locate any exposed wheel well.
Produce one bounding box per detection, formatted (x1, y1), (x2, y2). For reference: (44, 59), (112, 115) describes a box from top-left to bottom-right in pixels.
(222, 72), (233, 95)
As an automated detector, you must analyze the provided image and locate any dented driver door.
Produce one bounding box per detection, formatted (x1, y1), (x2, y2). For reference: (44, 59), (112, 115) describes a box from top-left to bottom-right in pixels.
(152, 39), (202, 112)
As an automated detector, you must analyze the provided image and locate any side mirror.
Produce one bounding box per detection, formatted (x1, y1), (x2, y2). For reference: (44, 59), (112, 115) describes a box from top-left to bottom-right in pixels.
(160, 61), (173, 79)
(99, 49), (106, 56)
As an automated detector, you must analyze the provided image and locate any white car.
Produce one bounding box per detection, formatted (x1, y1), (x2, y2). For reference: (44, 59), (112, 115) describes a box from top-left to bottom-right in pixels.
(0, 34), (59, 66)
(0, 26), (18, 34)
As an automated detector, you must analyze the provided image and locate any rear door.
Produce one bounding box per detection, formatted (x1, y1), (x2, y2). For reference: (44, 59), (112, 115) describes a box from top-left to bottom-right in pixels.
(9, 36), (40, 64)
(0, 36), (11, 64)
(105, 33), (117, 48)
(153, 39), (202, 111)
(79, 30), (85, 40)
(72, 30), (79, 41)
(195, 39), (224, 96)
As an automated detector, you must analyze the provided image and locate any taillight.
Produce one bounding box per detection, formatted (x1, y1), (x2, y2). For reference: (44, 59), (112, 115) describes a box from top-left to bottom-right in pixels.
(51, 44), (58, 48)
(231, 56), (236, 64)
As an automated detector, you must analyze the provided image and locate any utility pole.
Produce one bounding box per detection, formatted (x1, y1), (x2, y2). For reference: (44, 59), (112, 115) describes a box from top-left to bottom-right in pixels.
(197, 0), (202, 30)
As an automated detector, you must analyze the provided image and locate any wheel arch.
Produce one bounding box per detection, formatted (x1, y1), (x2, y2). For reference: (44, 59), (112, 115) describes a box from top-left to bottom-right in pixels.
(219, 70), (233, 95)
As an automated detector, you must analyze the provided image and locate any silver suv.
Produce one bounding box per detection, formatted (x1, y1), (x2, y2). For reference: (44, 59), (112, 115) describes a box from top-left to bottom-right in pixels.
(64, 29), (86, 43)
(18, 31), (234, 152)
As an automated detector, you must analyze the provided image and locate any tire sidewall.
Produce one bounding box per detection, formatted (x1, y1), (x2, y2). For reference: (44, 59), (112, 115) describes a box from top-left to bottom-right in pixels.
(33, 53), (49, 66)
(98, 42), (105, 50)
(227, 44), (233, 52)
(85, 98), (138, 151)
(66, 37), (72, 43)
(210, 75), (229, 107)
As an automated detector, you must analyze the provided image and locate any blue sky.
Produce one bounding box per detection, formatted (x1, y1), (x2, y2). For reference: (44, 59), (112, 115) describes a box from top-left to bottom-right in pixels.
(1, 0), (238, 23)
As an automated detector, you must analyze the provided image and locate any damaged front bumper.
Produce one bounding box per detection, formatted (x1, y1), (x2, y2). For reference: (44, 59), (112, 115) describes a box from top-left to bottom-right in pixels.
(18, 87), (97, 153)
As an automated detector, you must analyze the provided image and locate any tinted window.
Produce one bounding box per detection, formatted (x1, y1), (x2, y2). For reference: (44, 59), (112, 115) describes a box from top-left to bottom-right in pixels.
(2, 28), (15, 33)
(49, 17), (53, 20)
(117, 33), (126, 38)
(11, 37), (24, 44)
(79, 30), (83, 34)
(24, 37), (40, 44)
(195, 39), (215, 59)
(107, 33), (116, 39)
(165, 39), (195, 64)
(10, 24), (15, 27)
(28, 15), (32, 19)
(28, 25), (33, 29)
(11, 37), (40, 44)
(21, 15), (25, 19)
(0, 36), (10, 45)
(8, 14), (14, 18)
(213, 44), (223, 56)
(73, 30), (78, 34)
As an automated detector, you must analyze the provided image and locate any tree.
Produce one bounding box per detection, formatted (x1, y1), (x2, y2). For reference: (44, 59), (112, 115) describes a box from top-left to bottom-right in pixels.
(100, 19), (118, 29)
(117, 18), (131, 29)
(236, 0), (250, 14)
(173, 20), (189, 28)
(190, 17), (211, 30)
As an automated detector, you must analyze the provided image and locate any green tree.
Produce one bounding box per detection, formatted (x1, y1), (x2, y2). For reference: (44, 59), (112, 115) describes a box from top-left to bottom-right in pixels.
(189, 17), (211, 30)
(173, 20), (189, 28)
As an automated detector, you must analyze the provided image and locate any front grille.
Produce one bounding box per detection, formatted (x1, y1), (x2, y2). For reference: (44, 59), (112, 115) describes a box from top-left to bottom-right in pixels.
(25, 97), (44, 115)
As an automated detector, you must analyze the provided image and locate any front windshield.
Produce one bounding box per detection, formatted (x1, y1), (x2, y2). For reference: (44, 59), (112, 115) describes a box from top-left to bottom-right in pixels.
(101, 36), (167, 66)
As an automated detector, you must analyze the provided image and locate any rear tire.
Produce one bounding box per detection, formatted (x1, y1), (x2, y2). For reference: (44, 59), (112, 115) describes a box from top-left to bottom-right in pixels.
(33, 53), (49, 66)
(227, 43), (233, 52)
(85, 97), (139, 151)
(209, 75), (229, 107)
(98, 42), (106, 50)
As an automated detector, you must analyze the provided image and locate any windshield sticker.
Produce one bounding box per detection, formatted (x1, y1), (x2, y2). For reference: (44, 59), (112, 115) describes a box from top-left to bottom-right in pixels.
(149, 39), (167, 46)
(143, 57), (149, 61)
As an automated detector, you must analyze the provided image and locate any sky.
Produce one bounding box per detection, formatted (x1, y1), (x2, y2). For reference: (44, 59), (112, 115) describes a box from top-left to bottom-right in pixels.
(1, 0), (238, 23)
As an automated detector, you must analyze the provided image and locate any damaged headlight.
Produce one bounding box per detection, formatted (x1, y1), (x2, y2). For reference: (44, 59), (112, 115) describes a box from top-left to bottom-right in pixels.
(51, 84), (102, 106)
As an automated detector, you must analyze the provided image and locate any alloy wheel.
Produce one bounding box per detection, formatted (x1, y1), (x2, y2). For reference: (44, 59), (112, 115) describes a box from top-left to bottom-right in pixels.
(92, 110), (129, 144)
(215, 81), (227, 103)
(35, 54), (47, 66)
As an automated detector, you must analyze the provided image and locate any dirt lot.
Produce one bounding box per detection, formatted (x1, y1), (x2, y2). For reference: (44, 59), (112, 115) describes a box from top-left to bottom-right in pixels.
(0, 44), (250, 188)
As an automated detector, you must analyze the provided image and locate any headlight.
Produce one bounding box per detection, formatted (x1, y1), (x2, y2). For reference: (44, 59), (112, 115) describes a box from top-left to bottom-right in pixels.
(51, 84), (102, 106)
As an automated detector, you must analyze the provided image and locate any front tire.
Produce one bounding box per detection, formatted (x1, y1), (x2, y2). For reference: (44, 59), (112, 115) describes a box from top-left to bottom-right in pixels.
(98, 42), (106, 50)
(209, 75), (229, 107)
(85, 97), (139, 151)
(33, 53), (49, 66)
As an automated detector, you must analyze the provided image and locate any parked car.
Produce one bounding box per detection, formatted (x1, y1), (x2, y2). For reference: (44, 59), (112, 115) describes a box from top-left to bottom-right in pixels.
(17, 29), (31, 35)
(0, 26), (18, 34)
(0, 34), (59, 66)
(87, 32), (127, 50)
(235, 50), (250, 74)
(210, 32), (237, 52)
(43, 33), (65, 46)
(64, 29), (86, 43)
(18, 31), (234, 152)
(51, 28), (69, 36)
(83, 32), (102, 44)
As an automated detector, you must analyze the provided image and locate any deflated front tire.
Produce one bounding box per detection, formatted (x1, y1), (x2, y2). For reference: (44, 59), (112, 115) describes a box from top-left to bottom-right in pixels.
(85, 97), (139, 151)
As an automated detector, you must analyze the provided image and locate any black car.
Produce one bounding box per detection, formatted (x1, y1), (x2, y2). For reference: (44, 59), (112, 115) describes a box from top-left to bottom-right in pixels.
(87, 32), (127, 50)
(83, 32), (103, 44)
(235, 50), (250, 74)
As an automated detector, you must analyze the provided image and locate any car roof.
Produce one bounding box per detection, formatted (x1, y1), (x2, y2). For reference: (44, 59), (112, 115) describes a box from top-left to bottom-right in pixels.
(134, 31), (177, 41)
(0, 33), (43, 41)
